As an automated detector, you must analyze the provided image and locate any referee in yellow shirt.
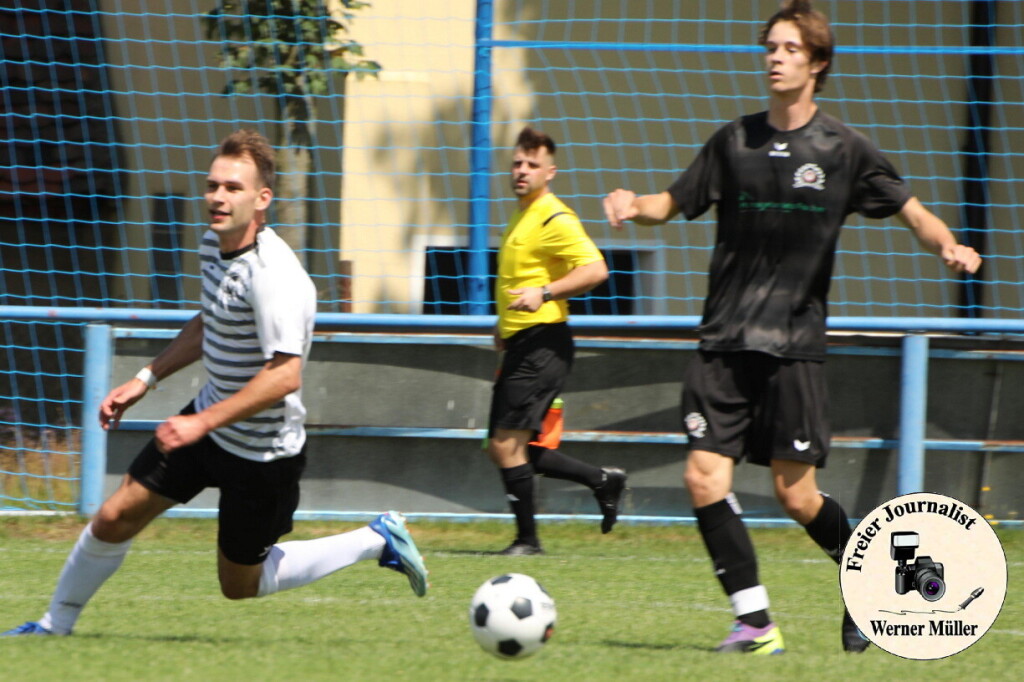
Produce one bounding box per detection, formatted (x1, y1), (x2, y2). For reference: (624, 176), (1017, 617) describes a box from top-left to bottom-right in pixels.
(487, 126), (627, 555)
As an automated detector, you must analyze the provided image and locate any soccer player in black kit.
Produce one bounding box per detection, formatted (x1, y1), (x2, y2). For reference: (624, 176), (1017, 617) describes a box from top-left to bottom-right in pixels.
(603, 0), (981, 655)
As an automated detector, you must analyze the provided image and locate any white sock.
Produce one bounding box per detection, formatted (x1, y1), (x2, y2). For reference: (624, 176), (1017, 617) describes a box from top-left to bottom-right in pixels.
(38, 523), (133, 635)
(729, 585), (771, 618)
(257, 526), (385, 597)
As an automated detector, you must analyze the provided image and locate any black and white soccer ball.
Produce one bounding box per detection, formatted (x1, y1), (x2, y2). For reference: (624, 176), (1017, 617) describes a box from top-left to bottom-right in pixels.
(469, 573), (556, 659)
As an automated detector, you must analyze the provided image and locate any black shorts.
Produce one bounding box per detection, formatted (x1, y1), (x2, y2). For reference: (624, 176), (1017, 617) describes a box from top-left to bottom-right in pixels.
(681, 350), (830, 467)
(489, 322), (573, 437)
(128, 402), (307, 565)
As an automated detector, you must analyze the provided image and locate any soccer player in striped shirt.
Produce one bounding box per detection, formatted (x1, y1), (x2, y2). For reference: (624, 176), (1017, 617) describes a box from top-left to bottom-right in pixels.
(4, 130), (427, 638)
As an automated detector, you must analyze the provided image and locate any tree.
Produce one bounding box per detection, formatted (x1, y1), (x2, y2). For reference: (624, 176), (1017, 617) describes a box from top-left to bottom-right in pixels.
(203, 0), (381, 265)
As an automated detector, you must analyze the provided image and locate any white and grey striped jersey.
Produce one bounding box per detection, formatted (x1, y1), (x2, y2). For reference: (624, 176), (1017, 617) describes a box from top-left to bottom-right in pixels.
(194, 227), (316, 462)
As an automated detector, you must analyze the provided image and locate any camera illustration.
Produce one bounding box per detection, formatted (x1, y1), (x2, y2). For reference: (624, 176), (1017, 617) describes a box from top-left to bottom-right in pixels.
(891, 531), (946, 601)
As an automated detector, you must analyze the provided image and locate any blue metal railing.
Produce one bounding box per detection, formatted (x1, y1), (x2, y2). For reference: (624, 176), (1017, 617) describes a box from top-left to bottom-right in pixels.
(5, 305), (1024, 519)
(7, 305), (1024, 333)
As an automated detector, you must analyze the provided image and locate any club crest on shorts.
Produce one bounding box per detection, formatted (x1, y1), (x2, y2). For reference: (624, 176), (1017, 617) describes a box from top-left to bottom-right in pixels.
(793, 163), (826, 190)
(684, 412), (708, 439)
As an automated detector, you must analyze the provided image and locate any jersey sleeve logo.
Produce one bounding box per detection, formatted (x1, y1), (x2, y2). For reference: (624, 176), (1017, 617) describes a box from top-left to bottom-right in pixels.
(793, 163), (826, 191)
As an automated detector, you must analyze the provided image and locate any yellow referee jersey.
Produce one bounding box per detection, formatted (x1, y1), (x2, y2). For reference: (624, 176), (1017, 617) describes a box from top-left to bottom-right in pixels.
(496, 193), (604, 339)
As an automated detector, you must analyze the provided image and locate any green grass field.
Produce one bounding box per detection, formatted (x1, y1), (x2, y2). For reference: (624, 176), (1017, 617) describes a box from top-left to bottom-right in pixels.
(1, 516), (1020, 681)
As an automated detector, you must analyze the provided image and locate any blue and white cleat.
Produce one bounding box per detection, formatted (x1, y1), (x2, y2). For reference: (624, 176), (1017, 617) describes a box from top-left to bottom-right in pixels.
(2, 622), (55, 637)
(370, 511), (429, 597)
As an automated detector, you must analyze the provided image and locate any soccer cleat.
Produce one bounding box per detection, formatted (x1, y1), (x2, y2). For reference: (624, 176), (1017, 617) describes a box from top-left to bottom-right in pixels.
(842, 609), (870, 653)
(496, 541), (544, 556)
(715, 621), (785, 655)
(369, 511), (429, 597)
(593, 467), (628, 534)
(2, 621), (55, 637)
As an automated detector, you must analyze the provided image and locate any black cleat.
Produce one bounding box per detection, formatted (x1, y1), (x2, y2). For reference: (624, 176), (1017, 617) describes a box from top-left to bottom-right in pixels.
(842, 609), (870, 653)
(594, 467), (628, 534)
(497, 541), (544, 556)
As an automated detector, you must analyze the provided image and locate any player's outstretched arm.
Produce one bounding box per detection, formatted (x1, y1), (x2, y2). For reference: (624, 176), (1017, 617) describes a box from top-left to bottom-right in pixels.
(603, 190), (679, 229)
(507, 259), (609, 313)
(99, 313), (205, 430)
(898, 197), (982, 274)
(154, 351), (302, 453)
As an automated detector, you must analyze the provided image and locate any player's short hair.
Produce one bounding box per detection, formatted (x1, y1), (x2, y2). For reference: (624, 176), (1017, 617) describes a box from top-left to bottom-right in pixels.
(215, 129), (276, 190)
(515, 126), (557, 156)
(759, 0), (834, 92)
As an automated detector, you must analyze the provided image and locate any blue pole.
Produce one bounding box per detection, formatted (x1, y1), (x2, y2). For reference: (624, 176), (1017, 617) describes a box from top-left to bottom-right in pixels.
(898, 334), (929, 494)
(468, 0), (494, 315)
(80, 324), (112, 516)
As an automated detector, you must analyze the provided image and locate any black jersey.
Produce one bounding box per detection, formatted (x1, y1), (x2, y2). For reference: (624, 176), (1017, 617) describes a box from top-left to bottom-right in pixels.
(667, 110), (911, 360)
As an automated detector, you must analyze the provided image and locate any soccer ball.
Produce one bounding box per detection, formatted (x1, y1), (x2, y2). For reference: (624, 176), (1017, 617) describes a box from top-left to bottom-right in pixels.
(469, 573), (556, 659)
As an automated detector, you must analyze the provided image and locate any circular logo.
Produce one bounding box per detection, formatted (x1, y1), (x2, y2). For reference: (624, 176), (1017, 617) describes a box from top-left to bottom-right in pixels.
(840, 492), (1007, 659)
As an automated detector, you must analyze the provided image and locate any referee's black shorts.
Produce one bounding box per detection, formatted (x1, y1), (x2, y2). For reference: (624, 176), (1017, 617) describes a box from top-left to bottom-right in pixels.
(681, 350), (831, 468)
(128, 401), (307, 565)
(488, 322), (573, 437)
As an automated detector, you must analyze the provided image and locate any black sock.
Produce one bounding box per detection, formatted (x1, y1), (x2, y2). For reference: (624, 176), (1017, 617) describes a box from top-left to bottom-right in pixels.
(500, 463), (538, 546)
(527, 445), (604, 488)
(736, 610), (770, 629)
(803, 494), (852, 564)
(695, 497), (769, 628)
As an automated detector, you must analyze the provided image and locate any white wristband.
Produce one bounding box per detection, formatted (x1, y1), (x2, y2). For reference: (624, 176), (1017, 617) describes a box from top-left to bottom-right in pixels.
(135, 367), (158, 389)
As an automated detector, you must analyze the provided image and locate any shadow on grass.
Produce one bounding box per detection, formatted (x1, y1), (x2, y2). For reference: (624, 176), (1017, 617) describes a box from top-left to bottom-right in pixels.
(436, 548), (555, 557)
(75, 632), (358, 645)
(437, 549), (498, 556)
(602, 639), (695, 651)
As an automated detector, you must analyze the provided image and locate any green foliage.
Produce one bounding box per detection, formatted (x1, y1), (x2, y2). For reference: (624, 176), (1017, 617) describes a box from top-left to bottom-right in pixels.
(1, 518), (1019, 681)
(202, 0), (381, 106)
